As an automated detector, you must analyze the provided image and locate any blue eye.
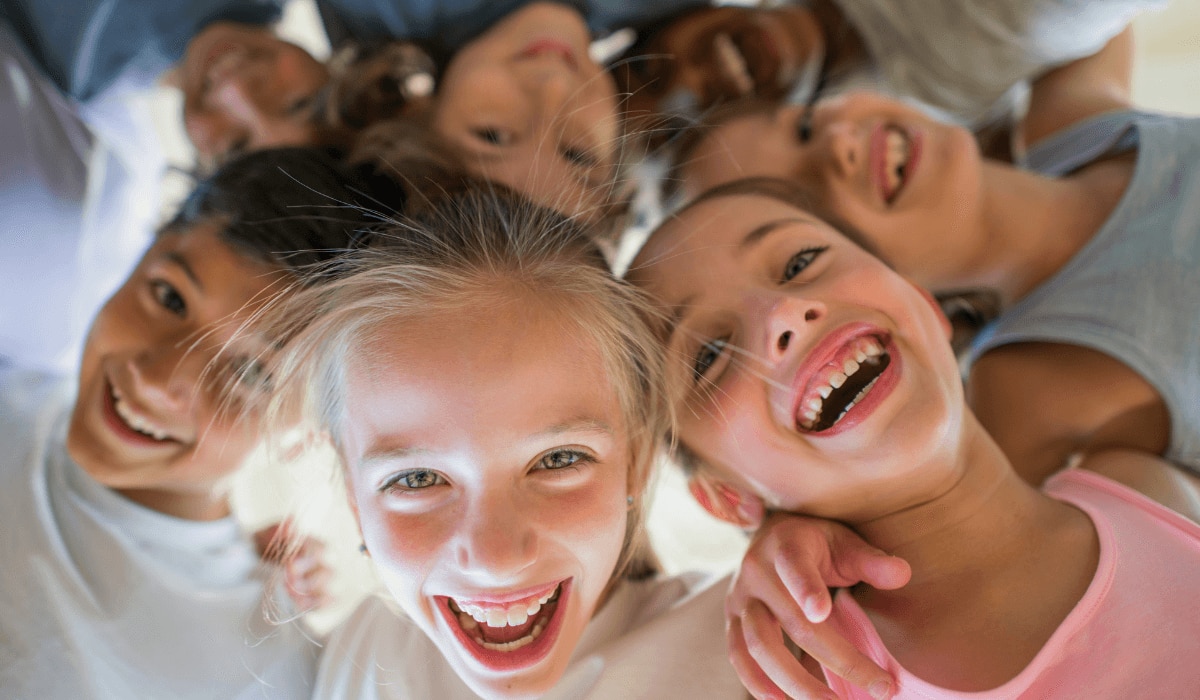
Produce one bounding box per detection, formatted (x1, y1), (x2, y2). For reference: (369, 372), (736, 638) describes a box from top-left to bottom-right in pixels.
(693, 338), (728, 382)
(230, 356), (271, 391)
(380, 469), (444, 493)
(151, 280), (187, 316)
(783, 246), (828, 281)
(538, 449), (591, 471)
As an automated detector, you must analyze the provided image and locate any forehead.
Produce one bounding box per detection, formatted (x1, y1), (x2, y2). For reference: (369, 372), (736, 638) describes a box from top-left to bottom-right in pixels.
(149, 222), (285, 297)
(637, 194), (834, 274)
(339, 301), (624, 452)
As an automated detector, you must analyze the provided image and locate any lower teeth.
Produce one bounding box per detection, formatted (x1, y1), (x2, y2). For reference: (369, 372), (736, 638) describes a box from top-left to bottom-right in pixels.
(473, 617), (549, 652)
(832, 375), (881, 426)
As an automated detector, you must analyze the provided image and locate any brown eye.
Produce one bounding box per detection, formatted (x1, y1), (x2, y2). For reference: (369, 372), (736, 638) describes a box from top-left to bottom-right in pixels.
(151, 280), (187, 316)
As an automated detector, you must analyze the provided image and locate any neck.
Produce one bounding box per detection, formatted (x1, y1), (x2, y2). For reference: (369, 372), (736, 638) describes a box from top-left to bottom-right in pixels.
(116, 487), (232, 521)
(949, 163), (1095, 304)
(954, 156), (1132, 304)
(852, 413), (1064, 588)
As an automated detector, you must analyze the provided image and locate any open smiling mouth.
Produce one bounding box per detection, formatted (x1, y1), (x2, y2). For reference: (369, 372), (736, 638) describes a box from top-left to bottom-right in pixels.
(882, 126), (913, 203)
(107, 382), (177, 443)
(796, 335), (892, 432)
(439, 580), (568, 669)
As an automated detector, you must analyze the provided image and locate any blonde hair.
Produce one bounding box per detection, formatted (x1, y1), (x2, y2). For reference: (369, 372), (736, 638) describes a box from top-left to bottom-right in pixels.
(259, 184), (669, 581)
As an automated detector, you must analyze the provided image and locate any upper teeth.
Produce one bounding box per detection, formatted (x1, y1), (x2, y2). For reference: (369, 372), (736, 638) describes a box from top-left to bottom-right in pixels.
(452, 588), (557, 628)
(884, 127), (910, 200)
(112, 393), (171, 441)
(798, 337), (885, 429)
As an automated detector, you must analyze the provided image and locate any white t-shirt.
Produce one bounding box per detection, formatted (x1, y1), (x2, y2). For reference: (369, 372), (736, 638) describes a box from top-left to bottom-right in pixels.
(0, 22), (160, 375)
(314, 571), (747, 699)
(830, 0), (1163, 126)
(0, 369), (318, 699)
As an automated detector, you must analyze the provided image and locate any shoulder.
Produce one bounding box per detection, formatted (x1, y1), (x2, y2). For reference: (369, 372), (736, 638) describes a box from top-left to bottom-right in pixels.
(315, 596), (418, 699)
(565, 572), (744, 698)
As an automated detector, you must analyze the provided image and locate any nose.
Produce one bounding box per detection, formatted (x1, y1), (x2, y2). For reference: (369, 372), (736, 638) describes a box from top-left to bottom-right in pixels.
(127, 339), (213, 416)
(455, 487), (539, 581)
(763, 294), (827, 363)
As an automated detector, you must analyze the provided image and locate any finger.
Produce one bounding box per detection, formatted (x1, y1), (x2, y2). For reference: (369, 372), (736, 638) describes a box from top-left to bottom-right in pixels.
(731, 608), (838, 700)
(827, 531), (911, 591)
(772, 607), (894, 700)
(766, 546), (836, 624)
(741, 600), (842, 700)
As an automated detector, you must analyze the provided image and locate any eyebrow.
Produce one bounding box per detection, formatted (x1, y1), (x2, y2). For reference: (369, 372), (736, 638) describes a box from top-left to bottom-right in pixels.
(165, 252), (204, 292)
(737, 217), (817, 254)
(356, 419), (614, 469)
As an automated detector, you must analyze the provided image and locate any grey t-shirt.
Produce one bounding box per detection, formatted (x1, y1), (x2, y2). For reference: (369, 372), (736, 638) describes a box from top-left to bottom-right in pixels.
(967, 110), (1200, 472)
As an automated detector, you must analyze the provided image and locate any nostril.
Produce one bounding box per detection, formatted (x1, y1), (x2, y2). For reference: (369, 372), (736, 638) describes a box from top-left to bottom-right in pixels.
(777, 331), (792, 352)
(805, 309), (818, 321)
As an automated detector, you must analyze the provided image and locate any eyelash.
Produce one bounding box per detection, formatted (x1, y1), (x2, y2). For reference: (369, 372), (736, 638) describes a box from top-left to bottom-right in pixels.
(380, 469), (444, 493)
(692, 337), (729, 383)
(536, 448), (594, 472)
(376, 448), (594, 495)
(473, 127), (509, 146)
(783, 246), (828, 282)
(561, 145), (598, 168)
(151, 280), (187, 317)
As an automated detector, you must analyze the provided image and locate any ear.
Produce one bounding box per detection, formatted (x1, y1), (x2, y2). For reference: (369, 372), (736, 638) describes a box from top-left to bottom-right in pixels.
(907, 279), (952, 340)
(687, 473), (765, 529)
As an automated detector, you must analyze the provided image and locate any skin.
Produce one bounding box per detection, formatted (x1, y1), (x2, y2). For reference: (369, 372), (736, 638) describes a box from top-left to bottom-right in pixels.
(67, 222), (286, 521)
(337, 297), (631, 699)
(619, 4), (825, 120)
(631, 193), (1104, 695)
(433, 3), (620, 221)
(677, 86), (1188, 493)
(177, 22), (329, 169)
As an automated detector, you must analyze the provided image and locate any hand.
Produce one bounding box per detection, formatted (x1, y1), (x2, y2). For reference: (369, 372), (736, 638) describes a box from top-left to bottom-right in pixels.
(727, 512), (911, 699)
(254, 520), (334, 612)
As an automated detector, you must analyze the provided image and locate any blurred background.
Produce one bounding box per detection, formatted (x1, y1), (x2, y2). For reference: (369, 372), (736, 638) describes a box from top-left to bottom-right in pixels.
(127, 0), (1198, 632)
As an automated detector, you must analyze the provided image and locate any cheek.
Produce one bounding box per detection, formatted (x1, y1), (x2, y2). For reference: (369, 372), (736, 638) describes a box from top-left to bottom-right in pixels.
(356, 497), (447, 600)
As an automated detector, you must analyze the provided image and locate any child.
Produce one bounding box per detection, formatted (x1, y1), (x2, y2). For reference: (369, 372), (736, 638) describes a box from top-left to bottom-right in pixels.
(627, 177), (1200, 698)
(670, 72), (1200, 506)
(255, 184), (746, 699)
(0, 148), (384, 697)
(615, 0), (1157, 136)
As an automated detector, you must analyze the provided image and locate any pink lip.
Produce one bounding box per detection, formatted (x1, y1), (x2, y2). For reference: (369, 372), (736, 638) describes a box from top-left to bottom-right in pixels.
(789, 323), (902, 438)
(519, 38), (578, 70)
(437, 579), (571, 673)
(101, 378), (177, 448)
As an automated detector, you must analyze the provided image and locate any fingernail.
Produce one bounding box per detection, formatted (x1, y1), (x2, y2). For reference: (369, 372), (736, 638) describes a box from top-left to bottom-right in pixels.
(802, 594), (828, 622)
(869, 680), (894, 700)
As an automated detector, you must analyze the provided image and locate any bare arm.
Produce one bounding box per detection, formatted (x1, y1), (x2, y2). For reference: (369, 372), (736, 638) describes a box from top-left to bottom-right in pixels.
(1078, 449), (1200, 523)
(967, 342), (1170, 487)
(1018, 26), (1135, 153)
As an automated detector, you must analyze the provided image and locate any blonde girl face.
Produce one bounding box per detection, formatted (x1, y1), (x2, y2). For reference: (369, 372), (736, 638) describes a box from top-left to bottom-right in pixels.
(338, 296), (632, 698)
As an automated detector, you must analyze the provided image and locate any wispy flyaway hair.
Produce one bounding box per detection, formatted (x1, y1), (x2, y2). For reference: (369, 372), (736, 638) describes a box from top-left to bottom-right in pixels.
(256, 183), (671, 580)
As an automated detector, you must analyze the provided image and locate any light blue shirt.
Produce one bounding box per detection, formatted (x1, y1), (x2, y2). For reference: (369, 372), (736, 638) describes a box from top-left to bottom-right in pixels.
(968, 110), (1200, 472)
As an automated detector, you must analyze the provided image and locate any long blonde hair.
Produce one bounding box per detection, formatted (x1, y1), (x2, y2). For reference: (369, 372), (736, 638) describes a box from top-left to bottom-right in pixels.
(258, 184), (669, 580)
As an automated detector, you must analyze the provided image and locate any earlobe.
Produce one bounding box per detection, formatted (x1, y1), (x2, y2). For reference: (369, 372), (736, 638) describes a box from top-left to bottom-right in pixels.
(688, 474), (764, 529)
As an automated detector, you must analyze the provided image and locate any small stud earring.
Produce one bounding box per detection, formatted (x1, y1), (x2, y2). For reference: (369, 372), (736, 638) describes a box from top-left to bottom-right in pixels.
(358, 542), (369, 556)
(626, 495), (635, 506)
